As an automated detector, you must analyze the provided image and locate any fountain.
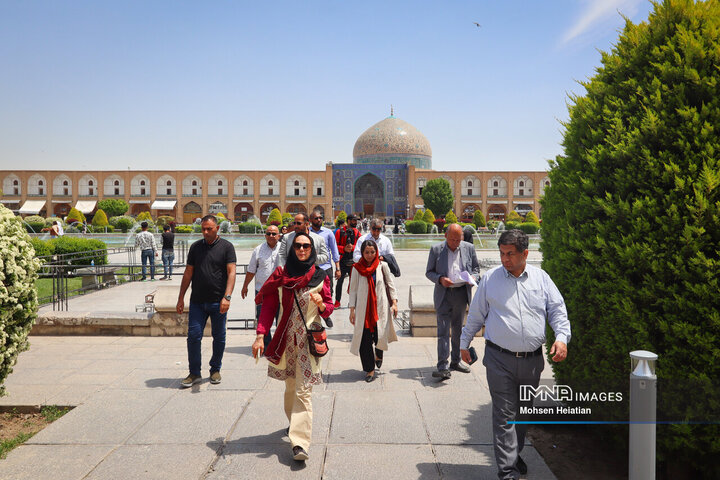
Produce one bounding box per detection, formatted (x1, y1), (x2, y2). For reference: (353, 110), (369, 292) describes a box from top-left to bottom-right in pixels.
(429, 224), (439, 234)
(247, 214), (265, 234)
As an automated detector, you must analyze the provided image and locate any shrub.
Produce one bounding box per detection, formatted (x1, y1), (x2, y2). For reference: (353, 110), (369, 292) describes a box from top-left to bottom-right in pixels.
(281, 212), (293, 226)
(525, 211), (540, 225)
(192, 224), (201, 233)
(97, 199), (129, 218)
(44, 217), (63, 227)
(237, 222), (263, 234)
(0, 205), (42, 395)
(136, 211), (152, 222)
(413, 210), (424, 221)
(404, 220), (427, 234)
(486, 220), (499, 231)
(445, 210), (458, 225)
(89, 225), (114, 233)
(91, 209), (109, 227)
(66, 207), (86, 224)
(109, 216), (135, 233)
(216, 212), (227, 223)
(504, 220), (521, 230)
(517, 222), (539, 234)
(335, 211), (347, 228)
(174, 225), (193, 233)
(434, 218), (446, 232)
(267, 208), (282, 226)
(49, 236), (108, 266)
(541, 1), (720, 475)
(219, 220), (232, 233)
(22, 215), (46, 233)
(425, 222), (434, 234)
(506, 210), (522, 223)
(30, 238), (54, 258)
(472, 210), (486, 228)
(156, 216), (175, 230)
(422, 209), (435, 224)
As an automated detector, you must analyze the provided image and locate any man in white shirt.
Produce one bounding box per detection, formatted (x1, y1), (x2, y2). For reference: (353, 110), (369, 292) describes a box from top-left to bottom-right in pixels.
(352, 218), (395, 263)
(276, 213), (329, 268)
(241, 224), (281, 347)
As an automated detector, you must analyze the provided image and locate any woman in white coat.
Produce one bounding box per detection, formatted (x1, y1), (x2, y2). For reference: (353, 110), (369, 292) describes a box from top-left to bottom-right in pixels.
(348, 239), (398, 382)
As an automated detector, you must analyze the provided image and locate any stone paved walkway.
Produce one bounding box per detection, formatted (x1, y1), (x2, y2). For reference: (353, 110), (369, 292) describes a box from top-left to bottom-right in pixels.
(1, 249), (555, 479)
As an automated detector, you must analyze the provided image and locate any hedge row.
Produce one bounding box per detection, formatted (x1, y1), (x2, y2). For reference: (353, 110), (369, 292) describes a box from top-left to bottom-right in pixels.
(31, 237), (108, 266)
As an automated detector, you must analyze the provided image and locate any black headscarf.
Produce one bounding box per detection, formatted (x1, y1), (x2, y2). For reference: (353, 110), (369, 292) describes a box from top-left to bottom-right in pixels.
(284, 232), (326, 287)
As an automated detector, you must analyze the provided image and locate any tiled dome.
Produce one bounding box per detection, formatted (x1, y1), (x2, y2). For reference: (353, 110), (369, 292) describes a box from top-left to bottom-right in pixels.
(353, 115), (432, 160)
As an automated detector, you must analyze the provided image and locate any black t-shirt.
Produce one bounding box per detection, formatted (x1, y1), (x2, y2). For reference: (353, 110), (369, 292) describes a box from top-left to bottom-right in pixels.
(186, 237), (237, 303)
(161, 231), (174, 250)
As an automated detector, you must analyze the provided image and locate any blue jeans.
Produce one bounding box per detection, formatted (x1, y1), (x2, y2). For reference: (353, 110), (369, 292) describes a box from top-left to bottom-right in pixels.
(187, 301), (227, 376)
(162, 249), (175, 278)
(141, 249), (155, 279)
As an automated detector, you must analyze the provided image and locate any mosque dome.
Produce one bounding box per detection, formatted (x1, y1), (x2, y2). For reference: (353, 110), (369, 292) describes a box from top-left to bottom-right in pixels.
(353, 112), (432, 169)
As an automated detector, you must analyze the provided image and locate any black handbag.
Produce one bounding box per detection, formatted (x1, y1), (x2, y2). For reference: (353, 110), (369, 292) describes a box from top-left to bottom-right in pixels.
(293, 291), (329, 357)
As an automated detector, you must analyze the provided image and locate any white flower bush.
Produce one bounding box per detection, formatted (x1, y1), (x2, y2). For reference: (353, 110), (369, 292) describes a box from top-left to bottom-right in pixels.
(0, 205), (41, 395)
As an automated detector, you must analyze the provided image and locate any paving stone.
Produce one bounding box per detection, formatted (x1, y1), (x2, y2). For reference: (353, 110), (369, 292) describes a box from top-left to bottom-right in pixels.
(416, 390), (494, 445)
(48, 384), (107, 406)
(207, 444), (325, 480)
(127, 390), (252, 444)
(325, 370), (384, 391)
(205, 368), (268, 391)
(228, 390), (333, 445)
(329, 391), (427, 444)
(323, 444), (440, 480)
(85, 444), (218, 480)
(2, 368), (76, 385)
(59, 372), (127, 386)
(0, 445), (114, 480)
(108, 368), (184, 390)
(433, 445), (557, 480)
(0, 384), (70, 406)
(28, 389), (175, 444)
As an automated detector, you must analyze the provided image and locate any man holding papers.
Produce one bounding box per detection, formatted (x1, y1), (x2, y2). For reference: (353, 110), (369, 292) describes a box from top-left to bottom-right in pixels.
(425, 223), (481, 380)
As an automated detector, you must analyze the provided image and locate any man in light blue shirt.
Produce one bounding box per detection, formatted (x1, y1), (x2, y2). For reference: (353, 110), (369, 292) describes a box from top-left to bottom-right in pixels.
(310, 209), (340, 328)
(460, 229), (570, 480)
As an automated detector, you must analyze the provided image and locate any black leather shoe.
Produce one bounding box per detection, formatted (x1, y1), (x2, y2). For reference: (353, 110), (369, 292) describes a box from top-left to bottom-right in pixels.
(517, 455), (527, 475)
(365, 372), (376, 382)
(285, 427), (289, 435)
(375, 357), (383, 369)
(292, 445), (308, 461)
(431, 369), (451, 380)
(324, 318), (333, 328)
(450, 362), (471, 373)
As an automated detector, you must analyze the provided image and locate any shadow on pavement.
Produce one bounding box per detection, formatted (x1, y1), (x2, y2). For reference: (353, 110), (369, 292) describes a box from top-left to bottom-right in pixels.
(207, 430), (310, 472)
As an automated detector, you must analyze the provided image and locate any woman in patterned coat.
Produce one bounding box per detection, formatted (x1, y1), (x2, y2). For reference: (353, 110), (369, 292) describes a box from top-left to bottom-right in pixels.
(252, 232), (334, 462)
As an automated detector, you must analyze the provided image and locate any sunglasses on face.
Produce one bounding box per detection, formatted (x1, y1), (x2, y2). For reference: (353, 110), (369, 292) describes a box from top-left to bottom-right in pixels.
(265, 232), (277, 236)
(313, 216), (323, 220)
(293, 243), (312, 250)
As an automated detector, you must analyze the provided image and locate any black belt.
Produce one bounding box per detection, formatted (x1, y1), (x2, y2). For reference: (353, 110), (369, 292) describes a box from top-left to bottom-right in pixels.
(486, 340), (542, 358)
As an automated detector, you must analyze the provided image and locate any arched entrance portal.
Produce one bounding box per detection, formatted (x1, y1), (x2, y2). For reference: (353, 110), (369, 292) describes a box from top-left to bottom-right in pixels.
(234, 203), (254, 222)
(354, 173), (384, 217)
(183, 201), (202, 224)
(487, 204), (507, 221)
(287, 204), (306, 216)
(461, 204), (480, 223)
(54, 203), (71, 218)
(132, 203), (150, 216)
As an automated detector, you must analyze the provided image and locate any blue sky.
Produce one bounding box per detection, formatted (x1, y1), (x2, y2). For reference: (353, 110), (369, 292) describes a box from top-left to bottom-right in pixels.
(0, 0), (654, 172)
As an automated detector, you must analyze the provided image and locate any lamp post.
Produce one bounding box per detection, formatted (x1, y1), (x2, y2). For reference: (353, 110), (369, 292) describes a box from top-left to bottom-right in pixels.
(629, 350), (658, 480)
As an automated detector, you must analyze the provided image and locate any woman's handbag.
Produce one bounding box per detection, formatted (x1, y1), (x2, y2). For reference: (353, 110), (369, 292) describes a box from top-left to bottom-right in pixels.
(294, 292), (329, 357)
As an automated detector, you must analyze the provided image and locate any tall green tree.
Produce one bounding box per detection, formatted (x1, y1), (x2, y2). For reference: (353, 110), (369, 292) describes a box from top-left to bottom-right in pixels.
(267, 208), (282, 225)
(541, 1), (720, 475)
(91, 209), (109, 226)
(421, 178), (453, 217)
(472, 210), (486, 228)
(97, 199), (129, 218)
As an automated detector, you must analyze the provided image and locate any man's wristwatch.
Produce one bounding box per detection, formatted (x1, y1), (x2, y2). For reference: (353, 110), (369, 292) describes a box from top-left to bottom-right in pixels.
(224, 295), (232, 301)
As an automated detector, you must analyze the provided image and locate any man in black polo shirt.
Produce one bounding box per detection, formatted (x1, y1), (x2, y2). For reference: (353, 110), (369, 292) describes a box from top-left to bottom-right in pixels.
(176, 215), (237, 387)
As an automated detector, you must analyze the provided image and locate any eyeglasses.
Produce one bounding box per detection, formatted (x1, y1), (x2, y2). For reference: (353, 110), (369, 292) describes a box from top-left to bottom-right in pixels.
(265, 232), (277, 236)
(293, 243), (312, 250)
(371, 227), (382, 231)
(313, 216), (323, 220)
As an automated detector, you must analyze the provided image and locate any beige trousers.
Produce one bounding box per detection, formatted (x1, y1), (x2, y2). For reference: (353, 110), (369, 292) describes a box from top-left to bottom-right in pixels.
(284, 358), (313, 451)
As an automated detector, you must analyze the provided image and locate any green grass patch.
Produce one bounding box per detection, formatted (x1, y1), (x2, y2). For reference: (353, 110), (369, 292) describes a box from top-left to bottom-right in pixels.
(0, 432), (33, 459)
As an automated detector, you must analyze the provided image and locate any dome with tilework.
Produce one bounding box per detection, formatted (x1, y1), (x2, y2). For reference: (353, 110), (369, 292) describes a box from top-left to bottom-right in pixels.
(353, 114), (432, 169)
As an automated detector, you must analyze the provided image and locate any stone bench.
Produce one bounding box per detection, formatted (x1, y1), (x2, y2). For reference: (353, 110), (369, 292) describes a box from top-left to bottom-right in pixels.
(74, 266), (122, 290)
(408, 284), (484, 338)
(150, 285), (211, 336)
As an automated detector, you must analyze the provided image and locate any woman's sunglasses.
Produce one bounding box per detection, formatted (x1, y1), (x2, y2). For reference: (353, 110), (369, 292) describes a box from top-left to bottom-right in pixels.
(293, 243), (312, 250)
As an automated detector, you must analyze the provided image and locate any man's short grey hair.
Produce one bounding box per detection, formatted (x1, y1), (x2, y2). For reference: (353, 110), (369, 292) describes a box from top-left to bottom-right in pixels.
(498, 229), (529, 252)
(370, 218), (384, 229)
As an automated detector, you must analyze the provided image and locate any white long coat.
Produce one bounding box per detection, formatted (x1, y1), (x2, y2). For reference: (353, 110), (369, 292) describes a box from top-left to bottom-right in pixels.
(348, 261), (398, 355)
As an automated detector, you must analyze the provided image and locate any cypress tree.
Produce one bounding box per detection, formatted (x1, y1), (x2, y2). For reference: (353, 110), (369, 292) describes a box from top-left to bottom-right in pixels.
(541, 1), (720, 474)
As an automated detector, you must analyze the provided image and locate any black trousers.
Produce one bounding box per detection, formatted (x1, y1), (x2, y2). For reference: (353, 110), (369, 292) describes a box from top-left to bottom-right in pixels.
(359, 327), (383, 373)
(335, 262), (353, 302)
